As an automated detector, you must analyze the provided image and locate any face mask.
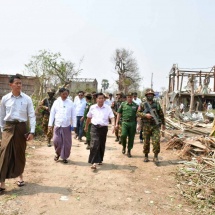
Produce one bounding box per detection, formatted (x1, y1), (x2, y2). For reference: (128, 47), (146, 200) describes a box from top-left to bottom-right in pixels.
(146, 96), (153, 101)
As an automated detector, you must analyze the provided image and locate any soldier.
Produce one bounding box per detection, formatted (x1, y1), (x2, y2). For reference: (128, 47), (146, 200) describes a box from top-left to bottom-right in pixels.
(81, 93), (93, 150)
(38, 89), (56, 147)
(91, 91), (97, 104)
(137, 88), (165, 163)
(118, 94), (126, 144)
(111, 92), (123, 142)
(116, 92), (138, 157)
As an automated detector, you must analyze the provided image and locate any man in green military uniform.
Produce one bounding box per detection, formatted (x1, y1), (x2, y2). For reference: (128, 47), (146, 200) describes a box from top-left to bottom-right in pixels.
(137, 89), (165, 163)
(38, 89), (56, 147)
(111, 92), (123, 142)
(116, 92), (138, 157)
(82, 93), (93, 150)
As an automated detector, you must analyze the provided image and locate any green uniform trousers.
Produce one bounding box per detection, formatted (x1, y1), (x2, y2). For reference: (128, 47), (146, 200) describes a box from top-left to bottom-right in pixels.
(143, 124), (160, 154)
(86, 124), (91, 143)
(121, 121), (136, 150)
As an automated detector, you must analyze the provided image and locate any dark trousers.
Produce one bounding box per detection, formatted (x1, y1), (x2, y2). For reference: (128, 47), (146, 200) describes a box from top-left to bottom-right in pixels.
(139, 129), (143, 140)
(88, 124), (108, 164)
(76, 116), (84, 139)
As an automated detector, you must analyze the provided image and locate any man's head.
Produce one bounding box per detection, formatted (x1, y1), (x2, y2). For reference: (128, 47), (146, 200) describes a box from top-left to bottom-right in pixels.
(78, 91), (84, 99)
(47, 88), (56, 98)
(116, 91), (122, 99)
(126, 92), (133, 103)
(122, 95), (126, 102)
(133, 92), (138, 100)
(96, 92), (105, 106)
(91, 91), (97, 99)
(109, 93), (113, 99)
(9, 75), (22, 93)
(145, 88), (155, 102)
(59, 87), (69, 100)
(85, 93), (92, 102)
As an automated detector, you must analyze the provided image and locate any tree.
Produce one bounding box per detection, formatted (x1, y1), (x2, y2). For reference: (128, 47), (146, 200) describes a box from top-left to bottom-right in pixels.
(25, 50), (82, 99)
(101, 79), (109, 92)
(113, 48), (141, 94)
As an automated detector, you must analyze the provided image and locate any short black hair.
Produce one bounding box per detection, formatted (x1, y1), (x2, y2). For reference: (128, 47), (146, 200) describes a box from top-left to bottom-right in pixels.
(9, 75), (21, 83)
(86, 95), (92, 100)
(96, 92), (104, 98)
(133, 92), (137, 96)
(109, 93), (113, 96)
(59, 87), (68, 93)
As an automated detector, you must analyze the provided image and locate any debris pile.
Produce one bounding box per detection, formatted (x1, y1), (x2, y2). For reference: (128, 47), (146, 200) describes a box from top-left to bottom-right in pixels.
(176, 156), (215, 213)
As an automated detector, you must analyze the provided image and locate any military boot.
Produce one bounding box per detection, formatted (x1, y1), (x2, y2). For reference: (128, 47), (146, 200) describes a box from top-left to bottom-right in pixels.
(86, 141), (90, 150)
(127, 149), (132, 158)
(122, 147), (126, 154)
(144, 154), (149, 162)
(115, 137), (119, 142)
(47, 139), (51, 147)
(153, 154), (159, 163)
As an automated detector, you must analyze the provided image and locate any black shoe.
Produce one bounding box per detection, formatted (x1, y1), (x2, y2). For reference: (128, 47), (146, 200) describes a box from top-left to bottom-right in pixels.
(122, 147), (126, 154)
(115, 138), (119, 142)
(63, 159), (68, 163)
(119, 141), (121, 145)
(144, 153), (149, 162)
(47, 143), (52, 147)
(127, 150), (132, 158)
(86, 145), (90, 150)
(153, 154), (159, 163)
(140, 139), (143, 143)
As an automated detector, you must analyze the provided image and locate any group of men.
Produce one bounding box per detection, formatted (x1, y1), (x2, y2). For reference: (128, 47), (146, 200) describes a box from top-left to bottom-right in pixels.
(0, 74), (165, 193)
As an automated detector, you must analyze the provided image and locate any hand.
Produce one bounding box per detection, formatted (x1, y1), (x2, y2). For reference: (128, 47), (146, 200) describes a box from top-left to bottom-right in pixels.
(84, 127), (88, 132)
(46, 107), (49, 111)
(115, 125), (119, 129)
(137, 125), (141, 132)
(80, 117), (84, 122)
(145, 114), (152, 119)
(161, 124), (166, 131)
(27, 133), (34, 141)
(112, 126), (115, 134)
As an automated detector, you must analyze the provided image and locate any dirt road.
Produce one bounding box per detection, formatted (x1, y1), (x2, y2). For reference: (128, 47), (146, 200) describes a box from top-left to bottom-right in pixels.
(0, 128), (195, 215)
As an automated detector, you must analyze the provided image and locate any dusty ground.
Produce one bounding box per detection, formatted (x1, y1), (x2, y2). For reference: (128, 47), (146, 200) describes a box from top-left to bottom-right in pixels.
(0, 128), (197, 215)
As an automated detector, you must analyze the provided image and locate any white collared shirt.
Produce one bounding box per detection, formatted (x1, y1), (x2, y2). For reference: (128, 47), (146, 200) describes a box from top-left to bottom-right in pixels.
(0, 92), (36, 133)
(48, 98), (76, 127)
(133, 97), (141, 106)
(87, 103), (114, 126)
(74, 98), (86, 116)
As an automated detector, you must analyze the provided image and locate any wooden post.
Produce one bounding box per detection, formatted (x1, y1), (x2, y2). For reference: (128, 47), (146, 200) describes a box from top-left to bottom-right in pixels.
(168, 75), (171, 92)
(177, 70), (179, 90)
(189, 74), (195, 113)
(179, 73), (184, 97)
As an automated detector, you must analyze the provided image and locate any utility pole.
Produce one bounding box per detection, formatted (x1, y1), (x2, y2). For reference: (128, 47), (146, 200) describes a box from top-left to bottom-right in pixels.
(151, 73), (153, 89)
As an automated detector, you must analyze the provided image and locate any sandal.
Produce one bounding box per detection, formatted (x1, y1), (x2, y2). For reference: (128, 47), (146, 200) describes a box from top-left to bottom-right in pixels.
(54, 155), (60, 161)
(91, 164), (97, 169)
(17, 181), (25, 187)
(63, 159), (68, 163)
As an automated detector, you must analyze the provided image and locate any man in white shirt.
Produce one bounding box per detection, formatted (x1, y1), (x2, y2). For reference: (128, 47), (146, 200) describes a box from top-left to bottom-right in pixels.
(84, 93), (115, 170)
(48, 88), (76, 163)
(74, 91), (86, 141)
(133, 92), (141, 106)
(0, 75), (36, 192)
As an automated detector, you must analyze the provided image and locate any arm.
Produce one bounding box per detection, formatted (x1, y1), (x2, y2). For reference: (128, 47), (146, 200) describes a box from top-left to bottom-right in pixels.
(38, 99), (48, 111)
(157, 104), (165, 130)
(0, 98), (6, 132)
(84, 117), (91, 132)
(137, 104), (152, 119)
(27, 98), (36, 141)
(48, 101), (56, 127)
(71, 104), (77, 127)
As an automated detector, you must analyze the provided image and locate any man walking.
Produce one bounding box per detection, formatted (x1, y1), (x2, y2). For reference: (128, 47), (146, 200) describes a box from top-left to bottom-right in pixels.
(48, 88), (76, 163)
(116, 92), (138, 158)
(81, 93), (93, 150)
(74, 91), (86, 141)
(84, 93), (115, 170)
(38, 88), (56, 147)
(111, 92), (123, 142)
(137, 88), (165, 163)
(0, 75), (36, 192)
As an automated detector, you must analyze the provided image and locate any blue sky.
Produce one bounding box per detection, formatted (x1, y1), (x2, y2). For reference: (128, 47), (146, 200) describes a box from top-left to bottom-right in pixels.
(1, 0), (215, 92)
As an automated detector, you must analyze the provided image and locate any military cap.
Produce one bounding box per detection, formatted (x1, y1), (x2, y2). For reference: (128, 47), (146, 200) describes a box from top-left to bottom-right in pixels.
(47, 88), (56, 94)
(85, 93), (92, 99)
(126, 92), (133, 96)
(116, 91), (123, 95)
(145, 88), (155, 96)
